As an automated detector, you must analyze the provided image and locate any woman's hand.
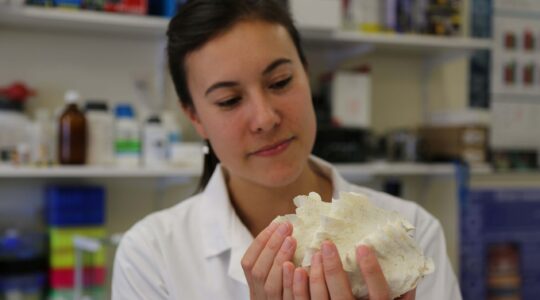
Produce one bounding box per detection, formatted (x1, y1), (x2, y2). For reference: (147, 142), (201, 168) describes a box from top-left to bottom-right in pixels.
(283, 241), (416, 300)
(241, 222), (297, 300)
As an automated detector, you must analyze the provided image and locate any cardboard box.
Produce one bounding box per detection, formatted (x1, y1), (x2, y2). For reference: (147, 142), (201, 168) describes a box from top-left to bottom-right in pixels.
(419, 125), (488, 164)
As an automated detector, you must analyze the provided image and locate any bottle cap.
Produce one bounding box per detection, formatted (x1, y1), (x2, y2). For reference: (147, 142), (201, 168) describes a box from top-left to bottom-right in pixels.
(64, 90), (80, 104)
(115, 104), (135, 118)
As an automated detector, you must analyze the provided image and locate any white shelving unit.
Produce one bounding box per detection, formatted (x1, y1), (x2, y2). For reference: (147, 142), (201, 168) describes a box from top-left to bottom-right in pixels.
(0, 6), (168, 37)
(0, 5), (494, 181)
(0, 165), (201, 178)
(0, 162), (494, 179)
(301, 29), (492, 55)
(0, 6), (492, 52)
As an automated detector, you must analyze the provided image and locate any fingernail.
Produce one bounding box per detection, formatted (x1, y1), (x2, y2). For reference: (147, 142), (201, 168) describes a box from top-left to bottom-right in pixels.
(312, 251), (322, 267)
(321, 242), (334, 258)
(267, 222), (279, 233)
(278, 223), (289, 235)
(282, 237), (293, 251)
(294, 268), (303, 284)
(357, 245), (370, 260)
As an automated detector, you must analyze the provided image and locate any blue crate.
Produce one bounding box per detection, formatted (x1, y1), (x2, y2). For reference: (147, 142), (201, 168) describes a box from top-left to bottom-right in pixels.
(46, 186), (105, 227)
(460, 188), (540, 300)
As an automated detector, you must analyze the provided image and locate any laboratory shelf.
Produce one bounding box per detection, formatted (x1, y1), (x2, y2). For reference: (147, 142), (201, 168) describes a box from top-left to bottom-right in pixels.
(301, 29), (492, 55)
(0, 6), (492, 54)
(0, 5), (168, 37)
(0, 162), (493, 179)
(0, 165), (201, 178)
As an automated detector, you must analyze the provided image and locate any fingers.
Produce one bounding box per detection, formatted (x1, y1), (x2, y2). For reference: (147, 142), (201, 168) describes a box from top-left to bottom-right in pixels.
(320, 241), (354, 300)
(293, 267), (310, 300)
(309, 252), (329, 300)
(241, 221), (280, 287)
(241, 222), (292, 299)
(250, 223), (291, 288)
(282, 262), (295, 300)
(265, 236), (296, 299)
(356, 245), (391, 300)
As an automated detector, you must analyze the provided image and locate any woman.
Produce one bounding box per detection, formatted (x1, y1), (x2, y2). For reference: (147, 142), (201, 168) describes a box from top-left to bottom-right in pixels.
(112, 0), (462, 299)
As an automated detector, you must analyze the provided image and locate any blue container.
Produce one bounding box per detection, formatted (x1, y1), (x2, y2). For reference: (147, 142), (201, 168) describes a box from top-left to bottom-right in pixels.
(46, 186), (105, 226)
(0, 230), (47, 299)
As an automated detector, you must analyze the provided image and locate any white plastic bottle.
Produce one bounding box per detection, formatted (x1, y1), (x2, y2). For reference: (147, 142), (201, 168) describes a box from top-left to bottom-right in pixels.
(85, 101), (114, 166)
(161, 111), (182, 160)
(143, 115), (168, 168)
(30, 108), (53, 165)
(114, 104), (141, 167)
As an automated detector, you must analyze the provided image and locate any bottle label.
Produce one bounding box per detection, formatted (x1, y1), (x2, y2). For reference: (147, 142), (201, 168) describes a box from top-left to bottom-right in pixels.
(115, 140), (141, 153)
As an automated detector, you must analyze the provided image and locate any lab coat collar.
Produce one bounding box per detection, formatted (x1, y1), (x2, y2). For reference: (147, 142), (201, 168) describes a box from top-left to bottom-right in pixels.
(199, 165), (252, 284)
(199, 166), (235, 258)
(199, 156), (350, 285)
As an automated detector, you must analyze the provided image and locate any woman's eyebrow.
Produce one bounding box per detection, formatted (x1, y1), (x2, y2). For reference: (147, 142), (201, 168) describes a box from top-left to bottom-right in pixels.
(262, 58), (292, 76)
(204, 58), (292, 97)
(205, 81), (238, 97)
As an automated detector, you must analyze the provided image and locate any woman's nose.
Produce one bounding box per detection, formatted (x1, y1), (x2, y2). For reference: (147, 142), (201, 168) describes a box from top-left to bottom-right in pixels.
(249, 94), (281, 133)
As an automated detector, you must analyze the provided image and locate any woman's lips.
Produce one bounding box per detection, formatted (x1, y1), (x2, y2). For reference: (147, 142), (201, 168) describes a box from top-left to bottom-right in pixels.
(251, 137), (294, 157)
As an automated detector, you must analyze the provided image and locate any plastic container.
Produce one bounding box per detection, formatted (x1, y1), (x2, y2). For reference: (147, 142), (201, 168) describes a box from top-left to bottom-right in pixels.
(142, 115), (168, 168)
(29, 108), (54, 165)
(114, 104), (141, 167)
(0, 109), (31, 157)
(58, 90), (87, 165)
(0, 229), (47, 300)
(46, 186), (105, 226)
(85, 101), (114, 166)
(161, 111), (182, 160)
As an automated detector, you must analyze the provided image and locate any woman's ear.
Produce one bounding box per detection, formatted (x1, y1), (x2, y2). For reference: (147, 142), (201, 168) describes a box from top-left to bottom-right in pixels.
(182, 104), (208, 139)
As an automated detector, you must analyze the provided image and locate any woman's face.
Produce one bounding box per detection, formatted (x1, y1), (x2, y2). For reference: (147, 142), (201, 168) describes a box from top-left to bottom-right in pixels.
(184, 20), (316, 188)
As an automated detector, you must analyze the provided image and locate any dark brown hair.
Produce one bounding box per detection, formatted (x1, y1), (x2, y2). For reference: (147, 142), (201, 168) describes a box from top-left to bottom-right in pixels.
(167, 0), (308, 191)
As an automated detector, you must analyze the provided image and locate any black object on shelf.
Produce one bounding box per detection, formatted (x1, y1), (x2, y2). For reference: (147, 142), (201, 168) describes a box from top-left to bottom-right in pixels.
(0, 96), (24, 112)
(313, 126), (373, 163)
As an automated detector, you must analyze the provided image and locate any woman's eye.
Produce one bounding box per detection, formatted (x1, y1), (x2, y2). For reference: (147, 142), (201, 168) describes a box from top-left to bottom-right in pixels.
(217, 97), (241, 108)
(269, 76), (292, 90)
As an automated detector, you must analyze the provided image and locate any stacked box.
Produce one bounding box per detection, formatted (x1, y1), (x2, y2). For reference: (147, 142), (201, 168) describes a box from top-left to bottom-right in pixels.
(418, 125), (488, 165)
(460, 188), (540, 300)
(46, 186), (106, 299)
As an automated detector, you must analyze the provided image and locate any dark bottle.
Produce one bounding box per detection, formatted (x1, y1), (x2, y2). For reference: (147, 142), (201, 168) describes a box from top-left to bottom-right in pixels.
(58, 90), (87, 165)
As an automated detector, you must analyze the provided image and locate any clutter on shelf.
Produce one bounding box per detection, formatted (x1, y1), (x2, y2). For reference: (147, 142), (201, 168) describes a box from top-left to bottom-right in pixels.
(0, 83), (201, 169)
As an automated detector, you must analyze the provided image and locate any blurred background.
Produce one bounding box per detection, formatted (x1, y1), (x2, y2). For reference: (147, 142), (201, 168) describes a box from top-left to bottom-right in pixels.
(0, 0), (539, 299)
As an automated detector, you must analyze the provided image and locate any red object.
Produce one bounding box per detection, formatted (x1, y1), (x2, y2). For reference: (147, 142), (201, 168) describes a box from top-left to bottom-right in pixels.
(0, 82), (36, 102)
(104, 0), (147, 14)
(504, 64), (515, 84)
(523, 65), (534, 85)
(504, 32), (516, 50)
(50, 267), (106, 288)
(524, 30), (535, 51)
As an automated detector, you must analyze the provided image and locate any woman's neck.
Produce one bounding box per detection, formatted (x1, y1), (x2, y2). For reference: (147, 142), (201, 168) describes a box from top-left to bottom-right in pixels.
(225, 161), (333, 237)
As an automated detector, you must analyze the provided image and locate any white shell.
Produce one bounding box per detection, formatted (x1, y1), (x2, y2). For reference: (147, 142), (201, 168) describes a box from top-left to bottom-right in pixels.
(274, 192), (435, 299)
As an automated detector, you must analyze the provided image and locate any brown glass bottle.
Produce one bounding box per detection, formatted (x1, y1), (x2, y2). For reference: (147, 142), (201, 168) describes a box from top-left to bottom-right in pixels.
(58, 91), (87, 165)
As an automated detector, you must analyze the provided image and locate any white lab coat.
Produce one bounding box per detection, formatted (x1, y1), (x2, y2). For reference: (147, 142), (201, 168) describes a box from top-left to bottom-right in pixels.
(112, 157), (462, 299)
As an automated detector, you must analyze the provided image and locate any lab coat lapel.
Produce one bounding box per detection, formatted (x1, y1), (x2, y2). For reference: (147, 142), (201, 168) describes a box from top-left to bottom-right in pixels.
(199, 165), (252, 285)
(227, 210), (253, 285)
(199, 166), (233, 258)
